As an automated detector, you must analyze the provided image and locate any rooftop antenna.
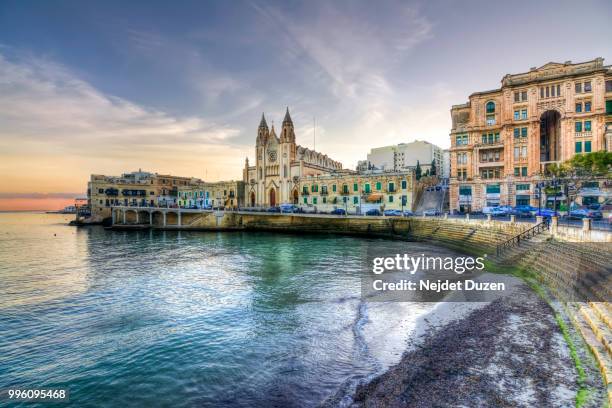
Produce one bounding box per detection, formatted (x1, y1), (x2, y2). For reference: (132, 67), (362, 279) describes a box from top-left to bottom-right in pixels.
(313, 116), (316, 151)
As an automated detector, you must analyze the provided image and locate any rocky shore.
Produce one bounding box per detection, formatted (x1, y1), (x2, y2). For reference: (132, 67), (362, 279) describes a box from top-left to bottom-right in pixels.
(323, 276), (606, 408)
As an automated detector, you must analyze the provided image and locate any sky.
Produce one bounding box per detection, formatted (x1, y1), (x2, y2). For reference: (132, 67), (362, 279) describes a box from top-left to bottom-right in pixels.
(0, 0), (611, 210)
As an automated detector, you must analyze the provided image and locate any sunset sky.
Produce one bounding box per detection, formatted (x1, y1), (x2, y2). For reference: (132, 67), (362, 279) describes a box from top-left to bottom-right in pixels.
(0, 0), (611, 210)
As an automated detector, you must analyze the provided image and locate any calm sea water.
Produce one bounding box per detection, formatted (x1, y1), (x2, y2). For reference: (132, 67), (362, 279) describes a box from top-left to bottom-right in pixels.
(0, 213), (448, 408)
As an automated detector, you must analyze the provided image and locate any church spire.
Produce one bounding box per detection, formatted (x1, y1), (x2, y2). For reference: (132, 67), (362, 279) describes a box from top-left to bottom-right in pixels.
(259, 113), (268, 129)
(282, 107), (292, 125)
(281, 106), (295, 144)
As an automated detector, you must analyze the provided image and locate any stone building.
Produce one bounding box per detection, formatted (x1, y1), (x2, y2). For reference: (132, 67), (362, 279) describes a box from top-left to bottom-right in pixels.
(88, 171), (202, 220)
(299, 171), (415, 214)
(243, 108), (343, 207)
(177, 180), (245, 209)
(365, 141), (443, 175)
(449, 58), (612, 212)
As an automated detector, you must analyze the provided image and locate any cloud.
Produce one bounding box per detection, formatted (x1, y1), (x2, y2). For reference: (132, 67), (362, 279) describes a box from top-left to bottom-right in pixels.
(0, 51), (249, 193)
(0, 52), (240, 151)
(0, 192), (82, 199)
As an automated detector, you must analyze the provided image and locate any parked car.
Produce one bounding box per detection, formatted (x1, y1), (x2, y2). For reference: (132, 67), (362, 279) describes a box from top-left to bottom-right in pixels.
(423, 208), (441, 216)
(266, 206), (281, 213)
(402, 210), (415, 217)
(511, 205), (537, 217)
(365, 209), (382, 216)
(535, 208), (558, 218)
(568, 208), (603, 219)
(383, 209), (402, 216)
(280, 204), (302, 213)
(330, 208), (346, 215)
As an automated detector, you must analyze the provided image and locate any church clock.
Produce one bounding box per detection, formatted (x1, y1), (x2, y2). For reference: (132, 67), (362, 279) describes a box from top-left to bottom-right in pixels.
(268, 150), (277, 162)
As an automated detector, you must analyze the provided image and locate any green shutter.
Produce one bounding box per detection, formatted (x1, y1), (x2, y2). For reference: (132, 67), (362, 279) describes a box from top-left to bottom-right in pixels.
(585, 141), (592, 153)
(575, 122), (582, 132)
(575, 141), (582, 153)
(376, 182), (381, 190)
(606, 100), (612, 114)
(353, 196), (358, 204)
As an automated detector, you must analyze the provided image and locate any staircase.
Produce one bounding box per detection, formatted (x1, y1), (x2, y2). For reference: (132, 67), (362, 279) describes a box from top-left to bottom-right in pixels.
(495, 228), (612, 404)
(495, 219), (550, 259)
(415, 187), (446, 214)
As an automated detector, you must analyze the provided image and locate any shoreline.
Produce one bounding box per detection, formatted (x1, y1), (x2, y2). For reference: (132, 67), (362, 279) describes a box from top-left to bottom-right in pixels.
(328, 273), (605, 408)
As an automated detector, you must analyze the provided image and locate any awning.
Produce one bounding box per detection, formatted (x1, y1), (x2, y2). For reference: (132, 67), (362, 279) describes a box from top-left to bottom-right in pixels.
(366, 194), (383, 202)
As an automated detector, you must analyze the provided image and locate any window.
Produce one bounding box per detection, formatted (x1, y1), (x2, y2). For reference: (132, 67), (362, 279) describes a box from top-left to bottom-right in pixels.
(514, 128), (520, 138)
(388, 182), (395, 192)
(575, 141), (582, 153)
(486, 184), (500, 194)
(514, 147), (519, 160)
(313, 197), (317, 204)
(576, 103), (582, 113)
(353, 196), (358, 204)
(514, 167), (519, 176)
(389, 195), (394, 203)
(522, 91), (527, 101)
(521, 127), (527, 137)
(575, 82), (582, 93)
(514, 92), (519, 102)
(459, 186), (472, 196)
(607, 80), (612, 92)
(585, 140), (592, 153)
(584, 121), (591, 132)
(521, 109), (527, 120)
(514, 110), (520, 120)
(575, 122), (582, 132)
(303, 186), (308, 194)
(486, 101), (495, 113)
(455, 134), (468, 145)
(353, 183), (358, 192)
(521, 167), (527, 177)
(516, 184), (530, 191)
(332, 184), (337, 192)
(607, 100), (612, 114)
(546, 87), (550, 98)
(584, 81), (592, 92)
(304, 197), (308, 204)
(364, 183), (371, 193)
(342, 184), (349, 194)
(375, 182), (382, 191)
(514, 91), (527, 102)
(98, 188), (104, 193)
(557, 84), (560, 96)
(540, 87), (544, 99)
(522, 146), (527, 158)
(401, 180), (407, 189)
(585, 101), (591, 112)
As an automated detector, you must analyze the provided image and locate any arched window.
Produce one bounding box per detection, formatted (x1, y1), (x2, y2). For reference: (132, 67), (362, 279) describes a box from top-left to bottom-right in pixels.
(485, 101), (496, 113)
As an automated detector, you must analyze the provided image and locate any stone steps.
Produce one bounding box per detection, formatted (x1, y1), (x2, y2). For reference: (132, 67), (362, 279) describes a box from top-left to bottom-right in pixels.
(580, 304), (612, 356)
(569, 304), (612, 406)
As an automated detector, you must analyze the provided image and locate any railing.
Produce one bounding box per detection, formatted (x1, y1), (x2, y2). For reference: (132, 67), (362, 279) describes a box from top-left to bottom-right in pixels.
(496, 219), (550, 257)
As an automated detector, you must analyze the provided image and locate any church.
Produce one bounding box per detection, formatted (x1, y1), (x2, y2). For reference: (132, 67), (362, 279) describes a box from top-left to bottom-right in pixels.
(243, 108), (344, 207)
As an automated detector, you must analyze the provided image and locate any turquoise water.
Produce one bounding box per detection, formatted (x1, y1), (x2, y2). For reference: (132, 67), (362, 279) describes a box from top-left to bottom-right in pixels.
(0, 213), (443, 407)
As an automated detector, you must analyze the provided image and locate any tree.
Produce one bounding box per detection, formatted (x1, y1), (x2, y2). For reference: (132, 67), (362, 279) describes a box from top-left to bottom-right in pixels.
(430, 159), (437, 176)
(415, 160), (422, 180)
(565, 151), (612, 176)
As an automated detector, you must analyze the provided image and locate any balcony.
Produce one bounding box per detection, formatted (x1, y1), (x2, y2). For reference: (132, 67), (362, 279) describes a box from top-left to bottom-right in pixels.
(320, 190), (329, 195)
(340, 190), (350, 195)
(302, 190), (309, 196)
(476, 142), (504, 150)
(478, 160), (503, 168)
(575, 131), (592, 138)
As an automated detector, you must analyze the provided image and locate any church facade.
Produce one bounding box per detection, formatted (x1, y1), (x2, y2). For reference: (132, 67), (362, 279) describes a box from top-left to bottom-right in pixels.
(243, 108), (343, 207)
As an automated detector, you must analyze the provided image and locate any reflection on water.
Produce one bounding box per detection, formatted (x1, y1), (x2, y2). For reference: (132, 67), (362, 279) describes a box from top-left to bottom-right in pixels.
(0, 212), (462, 408)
